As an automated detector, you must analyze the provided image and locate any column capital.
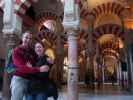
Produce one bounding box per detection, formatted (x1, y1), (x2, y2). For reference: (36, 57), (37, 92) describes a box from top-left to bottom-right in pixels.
(66, 29), (80, 37)
(63, 20), (80, 32)
(2, 14), (22, 36)
(3, 0), (22, 36)
(63, 2), (80, 34)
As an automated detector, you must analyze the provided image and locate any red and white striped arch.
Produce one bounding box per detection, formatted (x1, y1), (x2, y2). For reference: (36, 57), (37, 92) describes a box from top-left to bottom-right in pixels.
(79, 1), (125, 20)
(14, 0), (38, 15)
(93, 24), (125, 42)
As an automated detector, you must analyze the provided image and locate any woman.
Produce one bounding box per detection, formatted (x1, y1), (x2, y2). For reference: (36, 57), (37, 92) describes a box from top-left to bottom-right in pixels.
(26, 41), (58, 100)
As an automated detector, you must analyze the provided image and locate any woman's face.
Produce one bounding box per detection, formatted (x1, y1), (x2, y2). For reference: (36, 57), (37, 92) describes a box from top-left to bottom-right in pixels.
(35, 43), (44, 56)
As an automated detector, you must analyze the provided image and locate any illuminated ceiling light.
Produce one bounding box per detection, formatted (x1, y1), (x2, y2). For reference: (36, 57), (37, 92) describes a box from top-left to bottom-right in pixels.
(124, 19), (133, 29)
(118, 38), (124, 49)
(119, 42), (124, 49)
(64, 57), (68, 67)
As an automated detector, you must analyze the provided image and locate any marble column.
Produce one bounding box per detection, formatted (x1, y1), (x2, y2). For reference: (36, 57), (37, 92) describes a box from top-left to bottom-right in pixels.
(2, 1), (22, 99)
(67, 30), (79, 100)
(63, 0), (80, 99)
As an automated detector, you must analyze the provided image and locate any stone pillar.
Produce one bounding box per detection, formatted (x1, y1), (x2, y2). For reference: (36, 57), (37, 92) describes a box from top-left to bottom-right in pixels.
(63, 0), (80, 99)
(96, 44), (102, 88)
(118, 61), (122, 85)
(86, 16), (95, 87)
(2, 34), (19, 100)
(67, 30), (79, 100)
(123, 28), (133, 91)
(2, 1), (22, 99)
(126, 43), (133, 91)
(54, 34), (64, 86)
(116, 61), (121, 85)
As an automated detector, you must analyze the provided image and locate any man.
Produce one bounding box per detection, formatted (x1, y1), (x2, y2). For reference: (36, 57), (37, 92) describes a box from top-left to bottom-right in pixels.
(11, 31), (49, 100)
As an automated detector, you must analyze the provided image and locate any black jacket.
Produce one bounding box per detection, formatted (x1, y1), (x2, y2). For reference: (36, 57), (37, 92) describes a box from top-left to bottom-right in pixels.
(28, 55), (53, 93)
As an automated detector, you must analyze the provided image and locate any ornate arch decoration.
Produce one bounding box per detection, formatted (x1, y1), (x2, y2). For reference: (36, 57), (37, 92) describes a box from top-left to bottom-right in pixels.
(93, 24), (124, 42)
(14, 0), (38, 15)
(36, 11), (63, 45)
(91, 2), (125, 20)
(94, 13), (122, 29)
(37, 29), (57, 46)
(79, 0), (90, 20)
(35, 11), (62, 32)
(98, 36), (124, 62)
(14, 0), (63, 44)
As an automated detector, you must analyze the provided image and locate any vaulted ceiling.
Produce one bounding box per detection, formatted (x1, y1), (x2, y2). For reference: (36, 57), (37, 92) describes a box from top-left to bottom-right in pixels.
(0, 0), (133, 60)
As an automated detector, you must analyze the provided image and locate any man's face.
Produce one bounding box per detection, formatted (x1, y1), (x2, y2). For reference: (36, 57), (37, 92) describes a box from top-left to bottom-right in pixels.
(22, 32), (32, 46)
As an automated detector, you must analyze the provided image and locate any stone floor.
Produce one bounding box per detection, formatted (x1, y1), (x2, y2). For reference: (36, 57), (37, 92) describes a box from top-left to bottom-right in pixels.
(1, 84), (133, 100)
(48, 84), (133, 100)
(47, 93), (133, 100)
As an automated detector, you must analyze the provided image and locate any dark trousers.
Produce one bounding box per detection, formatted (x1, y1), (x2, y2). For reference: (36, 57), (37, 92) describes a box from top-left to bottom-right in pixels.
(26, 81), (58, 100)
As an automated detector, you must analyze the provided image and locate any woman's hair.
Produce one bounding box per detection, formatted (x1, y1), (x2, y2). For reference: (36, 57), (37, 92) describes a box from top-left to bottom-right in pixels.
(35, 40), (45, 48)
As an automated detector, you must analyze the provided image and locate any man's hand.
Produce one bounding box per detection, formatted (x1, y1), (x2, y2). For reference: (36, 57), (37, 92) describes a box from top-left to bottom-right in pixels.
(39, 65), (49, 72)
(47, 58), (54, 64)
(26, 62), (32, 67)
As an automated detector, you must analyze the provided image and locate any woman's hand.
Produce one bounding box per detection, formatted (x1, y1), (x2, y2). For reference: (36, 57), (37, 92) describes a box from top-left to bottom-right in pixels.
(47, 57), (54, 64)
(39, 65), (49, 72)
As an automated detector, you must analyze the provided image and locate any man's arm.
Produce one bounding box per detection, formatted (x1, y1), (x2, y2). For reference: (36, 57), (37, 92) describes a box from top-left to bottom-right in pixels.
(12, 48), (40, 74)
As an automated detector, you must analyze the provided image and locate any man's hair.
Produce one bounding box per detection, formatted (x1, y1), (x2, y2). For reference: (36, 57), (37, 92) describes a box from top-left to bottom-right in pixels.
(22, 31), (32, 37)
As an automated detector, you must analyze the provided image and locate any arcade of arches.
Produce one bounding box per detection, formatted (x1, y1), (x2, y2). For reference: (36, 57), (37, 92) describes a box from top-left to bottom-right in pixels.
(0, 0), (133, 100)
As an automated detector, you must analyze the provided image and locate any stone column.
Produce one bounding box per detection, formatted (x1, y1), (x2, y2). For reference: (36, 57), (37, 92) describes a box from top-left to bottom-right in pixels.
(116, 61), (121, 85)
(118, 61), (122, 85)
(63, 0), (80, 99)
(67, 30), (79, 100)
(2, 34), (19, 100)
(126, 43), (133, 91)
(54, 34), (64, 86)
(86, 15), (95, 87)
(96, 44), (102, 88)
(123, 28), (133, 91)
(2, 1), (22, 99)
